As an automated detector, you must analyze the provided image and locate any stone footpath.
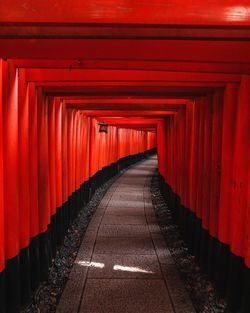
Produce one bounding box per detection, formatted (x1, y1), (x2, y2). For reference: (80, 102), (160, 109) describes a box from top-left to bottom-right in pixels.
(57, 156), (195, 313)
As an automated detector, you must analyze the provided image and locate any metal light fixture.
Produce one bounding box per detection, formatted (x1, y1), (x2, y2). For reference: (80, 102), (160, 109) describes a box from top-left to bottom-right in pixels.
(98, 121), (108, 133)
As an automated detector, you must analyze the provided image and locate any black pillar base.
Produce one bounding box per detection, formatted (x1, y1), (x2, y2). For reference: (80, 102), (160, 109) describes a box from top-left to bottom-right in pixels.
(187, 211), (196, 255)
(30, 236), (40, 291)
(242, 267), (250, 313)
(68, 194), (74, 225)
(207, 236), (218, 282)
(5, 256), (20, 313)
(194, 218), (202, 259)
(62, 201), (69, 235)
(215, 242), (230, 298)
(227, 253), (244, 312)
(56, 206), (63, 247)
(199, 228), (209, 273)
(19, 247), (31, 306)
(0, 271), (5, 313)
(83, 181), (90, 205)
(76, 188), (81, 214)
(39, 231), (50, 281)
(50, 214), (57, 257)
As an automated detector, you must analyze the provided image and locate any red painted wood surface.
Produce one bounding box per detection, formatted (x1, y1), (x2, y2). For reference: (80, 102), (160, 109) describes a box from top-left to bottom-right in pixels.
(1, 1), (250, 25)
(48, 97), (57, 217)
(37, 88), (50, 234)
(218, 84), (238, 245)
(18, 68), (30, 249)
(231, 76), (250, 258)
(29, 82), (39, 239)
(2, 60), (19, 260)
(0, 60), (4, 272)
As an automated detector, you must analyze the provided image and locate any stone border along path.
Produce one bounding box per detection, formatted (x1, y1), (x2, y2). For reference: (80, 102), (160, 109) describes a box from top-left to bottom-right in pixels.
(57, 156), (195, 313)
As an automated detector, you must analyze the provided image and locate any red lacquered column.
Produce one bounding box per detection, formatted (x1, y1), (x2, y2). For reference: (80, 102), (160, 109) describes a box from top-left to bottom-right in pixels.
(196, 98), (206, 221)
(186, 102), (194, 210)
(215, 84), (239, 296)
(62, 103), (69, 230)
(201, 95), (212, 233)
(179, 108), (186, 203)
(0, 59), (5, 312)
(75, 112), (81, 213)
(218, 84), (238, 245)
(72, 110), (77, 215)
(198, 95), (212, 270)
(246, 181), (250, 268)
(79, 114), (86, 203)
(190, 99), (200, 215)
(67, 109), (74, 222)
(54, 99), (63, 242)
(209, 91), (223, 240)
(157, 120), (167, 180)
(229, 76), (250, 311)
(37, 88), (51, 280)
(231, 76), (250, 258)
(18, 68), (31, 304)
(2, 60), (20, 312)
(207, 91), (223, 280)
(243, 177), (250, 312)
(28, 82), (40, 290)
(48, 97), (57, 255)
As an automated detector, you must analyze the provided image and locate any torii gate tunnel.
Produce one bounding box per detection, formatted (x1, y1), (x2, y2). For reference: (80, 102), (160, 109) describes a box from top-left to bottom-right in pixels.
(0, 1), (250, 313)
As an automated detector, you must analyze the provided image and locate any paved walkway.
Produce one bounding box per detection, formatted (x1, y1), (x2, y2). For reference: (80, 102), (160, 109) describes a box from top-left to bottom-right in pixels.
(57, 157), (195, 313)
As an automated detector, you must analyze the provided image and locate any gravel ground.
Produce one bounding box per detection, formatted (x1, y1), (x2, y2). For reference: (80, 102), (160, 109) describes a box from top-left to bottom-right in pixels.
(22, 172), (121, 313)
(151, 171), (228, 313)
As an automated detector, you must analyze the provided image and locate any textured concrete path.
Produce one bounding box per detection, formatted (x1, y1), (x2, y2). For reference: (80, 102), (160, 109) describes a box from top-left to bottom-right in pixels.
(57, 156), (195, 313)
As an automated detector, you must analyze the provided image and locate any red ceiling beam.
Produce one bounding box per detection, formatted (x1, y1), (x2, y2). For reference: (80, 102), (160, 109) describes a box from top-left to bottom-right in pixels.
(12, 59), (250, 75)
(1, 40), (250, 63)
(65, 98), (189, 104)
(66, 103), (184, 111)
(25, 69), (240, 83)
(1, 1), (250, 26)
(97, 117), (161, 125)
(1, 25), (250, 40)
(78, 110), (177, 117)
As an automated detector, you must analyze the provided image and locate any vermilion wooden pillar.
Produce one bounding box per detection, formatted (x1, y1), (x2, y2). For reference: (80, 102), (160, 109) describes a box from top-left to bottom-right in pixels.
(62, 102), (69, 232)
(157, 119), (167, 181)
(185, 102), (194, 211)
(243, 177), (250, 313)
(229, 76), (250, 311)
(75, 112), (81, 213)
(178, 108), (186, 205)
(18, 68), (31, 305)
(2, 60), (20, 313)
(218, 84), (238, 246)
(67, 109), (74, 223)
(37, 88), (51, 280)
(54, 99), (63, 244)
(216, 84), (238, 296)
(194, 98), (206, 258)
(84, 116), (91, 202)
(48, 97), (57, 256)
(81, 115), (88, 201)
(71, 110), (77, 216)
(79, 114), (85, 204)
(231, 76), (250, 260)
(208, 91), (223, 281)
(0, 59), (5, 313)
(200, 95), (212, 271)
(188, 99), (200, 254)
(28, 82), (40, 291)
